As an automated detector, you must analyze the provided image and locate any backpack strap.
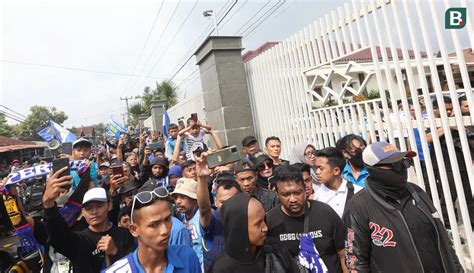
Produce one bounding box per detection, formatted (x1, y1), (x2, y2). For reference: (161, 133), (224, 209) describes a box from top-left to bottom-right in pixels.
(346, 182), (355, 203)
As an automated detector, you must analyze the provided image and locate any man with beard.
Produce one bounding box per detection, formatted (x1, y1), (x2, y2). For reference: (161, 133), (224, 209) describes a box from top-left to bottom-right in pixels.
(344, 142), (462, 273)
(266, 165), (347, 273)
(336, 134), (368, 188)
(172, 178), (203, 268)
(139, 157), (169, 190)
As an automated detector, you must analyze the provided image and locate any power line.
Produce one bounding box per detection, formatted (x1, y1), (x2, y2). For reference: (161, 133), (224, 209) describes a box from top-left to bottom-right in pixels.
(242, 0), (287, 39)
(0, 110), (25, 123)
(0, 107), (26, 122)
(169, 0), (239, 82)
(0, 105), (27, 118)
(62, 107), (125, 125)
(120, 1), (166, 95)
(233, 0), (272, 35)
(126, 0), (183, 95)
(1, 60), (169, 80)
(133, 0), (200, 93)
(238, 0), (284, 37)
(218, 0), (249, 30)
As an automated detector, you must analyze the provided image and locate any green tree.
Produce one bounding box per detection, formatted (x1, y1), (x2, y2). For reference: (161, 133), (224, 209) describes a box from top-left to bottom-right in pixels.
(128, 103), (147, 127)
(0, 113), (12, 137)
(18, 105), (68, 140)
(156, 80), (178, 107)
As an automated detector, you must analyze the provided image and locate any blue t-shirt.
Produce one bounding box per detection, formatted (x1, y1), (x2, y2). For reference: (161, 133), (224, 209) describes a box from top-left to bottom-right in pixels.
(170, 217), (192, 247)
(71, 162), (98, 189)
(202, 209), (225, 273)
(341, 162), (368, 188)
(103, 246), (200, 273)
(179, 209), (203, 268)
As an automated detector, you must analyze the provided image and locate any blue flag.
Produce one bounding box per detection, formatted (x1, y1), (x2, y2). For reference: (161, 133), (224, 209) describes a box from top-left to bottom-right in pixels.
(106, 117), (127, 139)
(50, 120), (77, 144)
(37, 126), (55, 142)
(163, 107), (170, 138)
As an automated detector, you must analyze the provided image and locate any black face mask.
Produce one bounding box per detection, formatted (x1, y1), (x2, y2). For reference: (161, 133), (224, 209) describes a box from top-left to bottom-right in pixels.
(348, 148), (364, 168)
(366, 164), (408, 201)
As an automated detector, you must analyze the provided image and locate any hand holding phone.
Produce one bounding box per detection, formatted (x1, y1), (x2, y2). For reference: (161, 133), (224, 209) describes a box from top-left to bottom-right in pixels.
(52, 158), (71, 183)
(207, 146), (241, 169)
(111, 164), (124, 177)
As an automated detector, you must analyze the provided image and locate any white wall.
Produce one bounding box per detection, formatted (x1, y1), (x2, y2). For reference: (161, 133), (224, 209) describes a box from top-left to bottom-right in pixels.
(167, 94), (206, 125)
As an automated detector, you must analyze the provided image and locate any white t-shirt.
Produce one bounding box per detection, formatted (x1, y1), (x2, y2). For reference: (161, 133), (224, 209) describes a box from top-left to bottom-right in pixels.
(184, 130), (206, 159)
(313, 179), (363, 218)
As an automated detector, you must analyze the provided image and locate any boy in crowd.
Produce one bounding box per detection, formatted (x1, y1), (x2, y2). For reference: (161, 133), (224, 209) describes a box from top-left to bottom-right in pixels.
(71, 137), (99, 189)
(336, 134), (368, 188)
(179, 118), (212, 160)
(241, 136), (260, 159)
(166, 123), (185, 161)
(265, 136), (289, 166)
(313, 147), (362, 218)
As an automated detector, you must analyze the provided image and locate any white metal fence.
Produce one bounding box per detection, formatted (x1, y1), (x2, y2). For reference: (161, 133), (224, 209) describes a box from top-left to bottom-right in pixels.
(245, 0), (474, 269)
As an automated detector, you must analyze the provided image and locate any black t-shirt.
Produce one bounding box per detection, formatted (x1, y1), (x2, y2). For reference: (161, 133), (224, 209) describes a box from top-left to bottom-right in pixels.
(266, 200), (345, 273)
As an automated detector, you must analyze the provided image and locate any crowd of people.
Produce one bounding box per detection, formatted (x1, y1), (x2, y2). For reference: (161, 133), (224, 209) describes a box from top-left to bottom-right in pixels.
(0, 107), (472, 273)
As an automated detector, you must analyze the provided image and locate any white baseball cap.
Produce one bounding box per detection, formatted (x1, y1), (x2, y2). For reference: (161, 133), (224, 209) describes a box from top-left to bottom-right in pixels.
(82, 187), (108, 206)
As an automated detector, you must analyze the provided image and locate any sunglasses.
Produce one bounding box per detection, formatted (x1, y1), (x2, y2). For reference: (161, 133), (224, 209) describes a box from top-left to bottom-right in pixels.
(130, 186), (169, 224)
(378, 158), (414, 172)
(258, 161), (273, 171)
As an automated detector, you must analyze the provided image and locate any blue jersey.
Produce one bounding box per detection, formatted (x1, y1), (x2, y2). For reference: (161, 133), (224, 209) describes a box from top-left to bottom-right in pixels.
(71, 162), (98, 189)
(179, 209), (203, 268)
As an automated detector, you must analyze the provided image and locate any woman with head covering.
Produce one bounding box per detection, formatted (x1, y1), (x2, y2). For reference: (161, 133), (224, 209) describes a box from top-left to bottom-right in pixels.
(289, 143), (320, 192)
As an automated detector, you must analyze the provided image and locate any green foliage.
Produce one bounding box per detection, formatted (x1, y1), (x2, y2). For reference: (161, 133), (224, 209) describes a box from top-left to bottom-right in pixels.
(18, 105), (68, 140)
(0, 113), (12, 137)
(129, 80), (179, 127)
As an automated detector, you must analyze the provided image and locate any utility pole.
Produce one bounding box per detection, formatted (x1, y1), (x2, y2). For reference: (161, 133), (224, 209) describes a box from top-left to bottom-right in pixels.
(120, 96), (133, 125)
(121, 113), (127, 128)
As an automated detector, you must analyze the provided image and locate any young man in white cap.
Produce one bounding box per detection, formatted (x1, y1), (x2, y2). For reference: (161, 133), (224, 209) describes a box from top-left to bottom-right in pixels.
(344, 141), (462, 273)
(171, 178), (203, 268)
(43, 167), (135, 273)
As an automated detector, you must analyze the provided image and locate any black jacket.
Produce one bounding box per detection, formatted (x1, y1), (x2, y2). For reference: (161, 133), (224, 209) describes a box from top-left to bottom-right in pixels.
(254, 187), (279, 212)
(343, 182), (463, 273)
(211, 193), (297, 273)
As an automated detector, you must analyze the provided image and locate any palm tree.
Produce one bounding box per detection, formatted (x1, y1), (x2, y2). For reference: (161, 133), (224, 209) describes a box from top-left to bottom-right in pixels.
(156, 80), (178, 107)
(128, 103), (147, 127)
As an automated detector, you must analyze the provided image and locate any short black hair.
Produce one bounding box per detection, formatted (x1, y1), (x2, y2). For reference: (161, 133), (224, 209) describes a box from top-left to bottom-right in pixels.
(118, 206), (131, 222)
(336, 134), (367, 152)
(315, 147), (346, 171)
(459, 95), (467, 103)
(265, 136), (281, 146)
(292, 162), (311, 175)
(273, 165), (304, 190)
(432, 96), (452, 108)
(216, 179), (242, 193)
(168, 123), (178, 131)
(181, 160), (196, 170)
(132, 198), (170, 223)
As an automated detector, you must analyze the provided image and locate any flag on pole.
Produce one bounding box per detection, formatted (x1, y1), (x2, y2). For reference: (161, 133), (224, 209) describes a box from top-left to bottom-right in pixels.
(37, 125), (55, 142)
(163, 106), (170, 138)
(105, 117), (127, 139)
(50, 120), (77, 143)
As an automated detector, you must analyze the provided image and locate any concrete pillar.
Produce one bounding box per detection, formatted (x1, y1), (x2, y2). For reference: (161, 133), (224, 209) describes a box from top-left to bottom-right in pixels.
(150, 100), (167, 134)
(194, 36), (254, 148)
(138, 114), (149, 131)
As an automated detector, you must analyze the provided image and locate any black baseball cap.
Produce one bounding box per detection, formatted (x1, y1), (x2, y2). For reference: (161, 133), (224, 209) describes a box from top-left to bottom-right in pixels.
(234, 159), (256, 174)
(242, 136), (258, 147)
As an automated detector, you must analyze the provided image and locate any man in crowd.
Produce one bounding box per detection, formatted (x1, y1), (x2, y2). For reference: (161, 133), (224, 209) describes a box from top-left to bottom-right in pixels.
(426, 96), (474, 228)
(43, 168), (135, 272)
(344, 141), (462, 273)
(266, 165), (347, 273)
(172, 178), (204, 268)
(181, 160), (197, 180)
(140, 157), (169, 189)
(234, 159), (278, 212)
(336, 134), (368, 188)
(313, 147), (362, 218)
(293, 163), (315, 199)
(241, 136), (260, 159)
(265, 136), (289, 166)
(105, 186), (200, 273)
(195, 151), (241, 272)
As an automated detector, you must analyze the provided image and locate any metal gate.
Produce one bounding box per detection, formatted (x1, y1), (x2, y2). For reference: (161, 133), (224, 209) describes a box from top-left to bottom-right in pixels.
(244, 0), (474, 269)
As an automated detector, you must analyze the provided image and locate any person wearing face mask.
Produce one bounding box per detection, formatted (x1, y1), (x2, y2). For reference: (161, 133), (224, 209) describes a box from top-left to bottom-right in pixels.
(343, 142), (462, 273)
(336, 134), (369, 188)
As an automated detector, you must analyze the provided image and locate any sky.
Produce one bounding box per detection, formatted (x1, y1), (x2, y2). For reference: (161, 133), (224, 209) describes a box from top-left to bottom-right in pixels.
(0, 0), (471, 128)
